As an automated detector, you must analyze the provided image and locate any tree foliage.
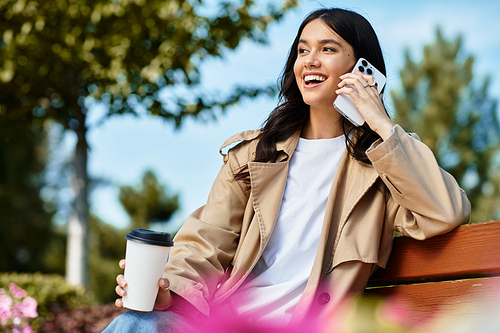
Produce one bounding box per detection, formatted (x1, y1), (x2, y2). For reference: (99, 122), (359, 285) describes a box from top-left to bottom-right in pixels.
(0, 0), (297, 126)
(391, 28), (500, 223)
(119, 170), (180, 229)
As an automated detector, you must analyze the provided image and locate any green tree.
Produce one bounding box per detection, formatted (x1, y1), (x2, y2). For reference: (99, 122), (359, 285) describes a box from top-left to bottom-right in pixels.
(119, 170), (180, 230)
(391, 28), (500, 223)
(0, 0), (297, 287)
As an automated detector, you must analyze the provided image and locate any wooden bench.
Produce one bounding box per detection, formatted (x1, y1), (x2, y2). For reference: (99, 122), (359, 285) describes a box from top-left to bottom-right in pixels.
(365, 220), (500, 324)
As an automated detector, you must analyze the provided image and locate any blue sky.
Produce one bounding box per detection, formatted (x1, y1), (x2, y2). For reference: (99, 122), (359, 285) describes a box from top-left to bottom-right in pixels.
(55, 0), (500, 231)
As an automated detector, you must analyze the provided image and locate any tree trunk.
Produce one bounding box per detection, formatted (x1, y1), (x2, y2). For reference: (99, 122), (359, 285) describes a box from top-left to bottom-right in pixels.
(65, 122), (89, 288)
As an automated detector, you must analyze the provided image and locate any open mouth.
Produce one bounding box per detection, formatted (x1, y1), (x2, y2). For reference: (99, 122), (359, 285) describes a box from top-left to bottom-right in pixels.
(304, 75), (327, 85)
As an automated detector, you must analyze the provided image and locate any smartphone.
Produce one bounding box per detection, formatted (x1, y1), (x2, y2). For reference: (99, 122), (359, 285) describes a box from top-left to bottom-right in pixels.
(333, 58), (386, 127)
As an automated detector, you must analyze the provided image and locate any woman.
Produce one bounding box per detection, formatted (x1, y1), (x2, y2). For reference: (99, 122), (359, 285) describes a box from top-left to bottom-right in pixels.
(104, 7), (470, 331)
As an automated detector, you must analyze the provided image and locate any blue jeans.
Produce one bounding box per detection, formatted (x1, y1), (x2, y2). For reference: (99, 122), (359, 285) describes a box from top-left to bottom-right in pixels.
(102, 310), (199, 333)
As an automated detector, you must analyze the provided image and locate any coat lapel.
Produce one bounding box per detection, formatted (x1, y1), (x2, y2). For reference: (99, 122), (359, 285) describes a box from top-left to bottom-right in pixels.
(244, 131), (300, 249)
(331, 155), (380, 256)
(247, 130), (300, 249)
(248, 161), (289, 248)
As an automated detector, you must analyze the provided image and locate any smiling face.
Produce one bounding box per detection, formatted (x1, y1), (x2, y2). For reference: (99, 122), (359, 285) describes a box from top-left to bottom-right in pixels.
(294, 19), (356, 110)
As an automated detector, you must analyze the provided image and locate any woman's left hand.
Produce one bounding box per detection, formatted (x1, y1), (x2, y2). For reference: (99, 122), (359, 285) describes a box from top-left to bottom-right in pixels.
(336, 69), (395, 140)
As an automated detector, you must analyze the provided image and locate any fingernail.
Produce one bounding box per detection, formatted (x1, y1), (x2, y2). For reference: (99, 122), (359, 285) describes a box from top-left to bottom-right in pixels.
(161, 278), (171, 290)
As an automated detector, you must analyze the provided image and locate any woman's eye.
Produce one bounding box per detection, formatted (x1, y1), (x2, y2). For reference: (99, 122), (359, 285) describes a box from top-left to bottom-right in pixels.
(298, 48), (309, 54)
(324, 47), (337, 52)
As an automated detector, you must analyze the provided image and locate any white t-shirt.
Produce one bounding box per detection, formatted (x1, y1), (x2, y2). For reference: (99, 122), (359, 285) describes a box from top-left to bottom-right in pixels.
(232, 134), (347, 324)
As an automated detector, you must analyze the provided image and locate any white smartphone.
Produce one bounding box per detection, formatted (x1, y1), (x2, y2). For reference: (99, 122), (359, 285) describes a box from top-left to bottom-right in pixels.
(333, 57), (386, 127)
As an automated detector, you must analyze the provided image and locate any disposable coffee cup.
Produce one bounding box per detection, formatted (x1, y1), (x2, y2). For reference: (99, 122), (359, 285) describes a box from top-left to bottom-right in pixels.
(122, 228), (173, 312)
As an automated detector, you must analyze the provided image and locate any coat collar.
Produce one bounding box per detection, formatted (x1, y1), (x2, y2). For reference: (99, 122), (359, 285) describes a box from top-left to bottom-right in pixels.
(275, 130), (301, 162)
(219, 128), (300, 163)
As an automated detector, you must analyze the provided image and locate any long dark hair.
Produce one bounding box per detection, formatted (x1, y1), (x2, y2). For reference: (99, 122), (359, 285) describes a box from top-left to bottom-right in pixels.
(235, 8), (387, 184)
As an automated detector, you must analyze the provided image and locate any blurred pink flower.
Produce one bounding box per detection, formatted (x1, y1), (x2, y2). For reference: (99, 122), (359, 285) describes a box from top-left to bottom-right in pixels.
(0, 294), (13, 320)
(17, 297), (38, 319)
(9, 284), (27, 299)
(22, 325), (35, 333)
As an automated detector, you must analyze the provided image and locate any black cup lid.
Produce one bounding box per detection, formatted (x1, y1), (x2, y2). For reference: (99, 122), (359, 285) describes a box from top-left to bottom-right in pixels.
(125, 228), (173, 247)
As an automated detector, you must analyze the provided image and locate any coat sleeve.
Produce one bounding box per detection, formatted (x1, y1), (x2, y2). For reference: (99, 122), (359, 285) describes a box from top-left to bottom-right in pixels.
(162, 147), (250, 316)
(366, 125), (471, 240)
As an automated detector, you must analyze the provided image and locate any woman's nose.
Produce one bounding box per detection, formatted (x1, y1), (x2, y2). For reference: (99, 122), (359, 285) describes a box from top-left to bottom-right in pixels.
(304, 52), (320, 67)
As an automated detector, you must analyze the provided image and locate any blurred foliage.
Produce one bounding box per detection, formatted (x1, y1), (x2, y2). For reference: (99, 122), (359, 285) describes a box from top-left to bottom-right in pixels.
(119, 169), (180, 229)
(0, 118), (65, 274)
(391, 28), (500, 223)
(0, 272), (94, 319)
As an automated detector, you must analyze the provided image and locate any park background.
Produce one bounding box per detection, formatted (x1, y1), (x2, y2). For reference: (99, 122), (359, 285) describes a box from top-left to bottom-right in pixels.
(87, 0), (500, 232)
(1, 0), (500, 331)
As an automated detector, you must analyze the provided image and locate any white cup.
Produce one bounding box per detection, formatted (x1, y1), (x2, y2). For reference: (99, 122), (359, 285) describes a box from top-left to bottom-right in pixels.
(122, 228), (173, 312)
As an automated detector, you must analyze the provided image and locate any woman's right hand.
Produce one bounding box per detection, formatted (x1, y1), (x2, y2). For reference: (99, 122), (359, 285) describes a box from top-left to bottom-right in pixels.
(114, 259), (175, 311)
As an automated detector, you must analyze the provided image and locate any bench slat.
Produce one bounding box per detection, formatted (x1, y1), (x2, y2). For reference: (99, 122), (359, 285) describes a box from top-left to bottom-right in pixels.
(368, 220), (500, 287)
(366, 276), (500, 324)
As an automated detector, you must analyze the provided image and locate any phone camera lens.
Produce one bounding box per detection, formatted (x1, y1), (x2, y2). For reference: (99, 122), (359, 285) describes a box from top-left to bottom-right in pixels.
(358, 66), (365, 72)
(362, 60), (368, 66)
(367, 68), (373, 75)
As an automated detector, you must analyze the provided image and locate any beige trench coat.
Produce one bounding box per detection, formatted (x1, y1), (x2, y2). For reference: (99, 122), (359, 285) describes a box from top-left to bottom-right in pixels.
(163, 125), (470, 322)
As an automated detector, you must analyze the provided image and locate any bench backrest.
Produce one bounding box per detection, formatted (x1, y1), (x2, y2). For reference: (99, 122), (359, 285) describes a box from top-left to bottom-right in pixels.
(365, 220), (500, 324)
